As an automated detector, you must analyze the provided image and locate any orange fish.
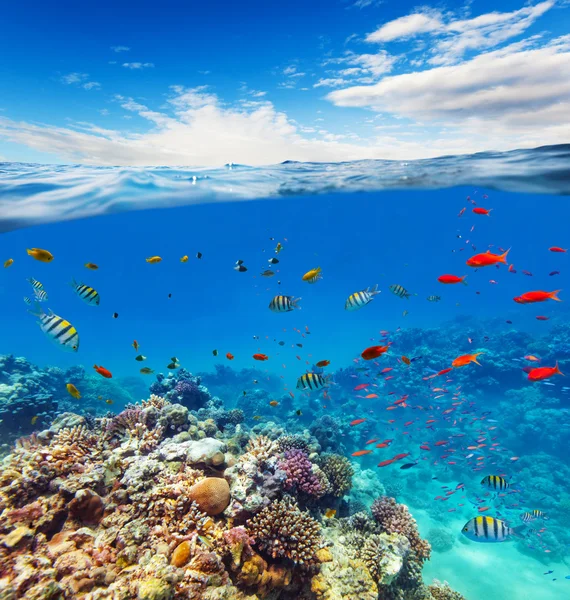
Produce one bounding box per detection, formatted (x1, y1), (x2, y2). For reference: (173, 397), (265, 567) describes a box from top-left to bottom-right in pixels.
(253, 353), (269, 361)
(472, 207), (492, 216)
(226, 353), (235, 360)
(376, 442), (389, 448)
(94, 365), (112, 378)
(269, 400), (279, 406)
(438, 274), (468, 285)
(354, 384), (368, 391)
(352, 450), (373, 457)
(365, 393), (379, 399)
(401, 355), (411, 366)
(452, 352), (483, 368)
(316, 360), (330, 367)
(380, 367), (393, 374)
(513, 290), (561, 304)
(132, 340), (139, 351)
(377, 459), (395, 467)
(350, 418), (367, 426)
(549, 246), (567, 253)
(524, 355), (539, 362)
(478, 506), (491, 512)
(527, 362), (564, 381)
(466, 248), (510, 268)
(365, 438), (380, 445)
(361, 345), (389, 361)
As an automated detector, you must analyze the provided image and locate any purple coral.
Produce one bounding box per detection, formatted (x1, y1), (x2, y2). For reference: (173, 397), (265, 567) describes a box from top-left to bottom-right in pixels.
(278, 449), (323, 497)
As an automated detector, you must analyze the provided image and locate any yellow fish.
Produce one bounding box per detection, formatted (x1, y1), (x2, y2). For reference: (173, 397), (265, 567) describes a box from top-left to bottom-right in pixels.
(3, 258), (14, 268)
(146, 256), (162, 264)
(85, 263), (99, 270)
(31, 415), (39, 425)
(66, 383), (81, 399)
(140, 367), (154, 374)
(302, 267), (322, 284)
(324, 509), (337, 519)
(105, 399), (114, 405)
(180, 255), (189, 263)
(269, 400), (279, 407)
(27, 248), (54, 263)
(253, 415), (263, 420)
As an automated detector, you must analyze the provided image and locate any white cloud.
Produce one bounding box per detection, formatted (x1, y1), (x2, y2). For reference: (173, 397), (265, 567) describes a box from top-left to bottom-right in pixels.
(283, 65), (298, 75)
(99, 109), (110, 116)
(314, 77), (350, 88)
(122, 62), (155, 69)
(366, 12), (444, 43)
(83, 81), (101, 90)
(111, 45), (130, 52)
(60, 73), (100, 90)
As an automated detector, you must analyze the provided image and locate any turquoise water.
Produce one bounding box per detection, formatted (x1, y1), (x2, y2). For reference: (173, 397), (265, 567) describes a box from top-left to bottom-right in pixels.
(1, 151), (570, 599)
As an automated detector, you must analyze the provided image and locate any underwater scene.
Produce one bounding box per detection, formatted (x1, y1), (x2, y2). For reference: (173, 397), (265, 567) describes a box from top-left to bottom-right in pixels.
(1, 152), (570, 600)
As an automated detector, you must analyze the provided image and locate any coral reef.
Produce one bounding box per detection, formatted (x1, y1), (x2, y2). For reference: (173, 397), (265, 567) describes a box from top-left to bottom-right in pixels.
(318, 453), (354, 498)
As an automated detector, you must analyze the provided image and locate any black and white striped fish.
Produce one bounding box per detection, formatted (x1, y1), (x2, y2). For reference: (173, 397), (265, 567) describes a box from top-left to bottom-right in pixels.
(27, 277), (44, 290)
(70, 278), (100, 306)
(345, 284), (379, 311)
(28, 303), (80, 352)
(296, 372), (329, 391)
(520, 510), (547, 523)
(269, 295), (300, 313)
(33, 288), (48, 302)
(481, 475), (509, 491)
(23, 296), (32, 306)
(462, 516), (516, 543)
(389, 284), (413, 299)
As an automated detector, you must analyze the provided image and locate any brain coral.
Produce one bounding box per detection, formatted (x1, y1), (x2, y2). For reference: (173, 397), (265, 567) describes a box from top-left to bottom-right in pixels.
(188, 478), (231, 516)
(318, 453), (354, 497)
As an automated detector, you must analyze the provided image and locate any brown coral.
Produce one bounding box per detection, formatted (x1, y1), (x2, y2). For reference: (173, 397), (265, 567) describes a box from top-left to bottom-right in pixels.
(318, 453), (354, 497)
(68, 489), (105, 526)
(188, 477), (230, 516)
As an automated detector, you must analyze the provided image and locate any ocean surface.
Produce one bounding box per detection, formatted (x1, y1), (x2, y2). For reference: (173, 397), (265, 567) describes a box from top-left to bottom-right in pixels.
(1, 146), (570, 599)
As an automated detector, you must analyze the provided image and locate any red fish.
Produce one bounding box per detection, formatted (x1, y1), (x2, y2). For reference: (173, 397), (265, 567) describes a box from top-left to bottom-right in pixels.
(365, 438), (380, 445)
(452, 353), (483, 368)
(380, 367), (393, 374)
(438, 274), (467, 285)
(253, 353), (269, 361)
(376, 442), (390, 448)
(316, 360), (330, 367)
(378, 459), (395, 467)
(226, 353), (234, 360)
(478, 506), (491, 512)
(536, 316), (549, 321)
(549, 246), (567, 253)
(466, 249), (509, 268)
(350, 418), (367, 426)
(392, 453), (410, 461)
(420, 445), (431, 450)
(434, 440), (448, 446)
(437, 368), (453, 376)
(472, 207), (492, 216)
(361, 345), (389, 360)
(528, 363), (564, 381)
(94, 365), (112, 378)
(458, 207), (466, 217)
(354, 384), (369, 391)
(513, 290), (561, 304)
(352, 450), (373, 457)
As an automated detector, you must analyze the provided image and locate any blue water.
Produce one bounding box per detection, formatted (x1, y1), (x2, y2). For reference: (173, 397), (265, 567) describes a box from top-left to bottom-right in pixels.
(2, 151), (570, 599)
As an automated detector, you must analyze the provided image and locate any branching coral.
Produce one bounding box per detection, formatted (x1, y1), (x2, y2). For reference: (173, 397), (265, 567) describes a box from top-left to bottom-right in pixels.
(242, 435), (278, 467)
(278, 449), (326, 497)
(276, 434), (311, 454)
(318, 453), (354, 497)
(247, 496), (323, 570)
(429, 579), (468, 600)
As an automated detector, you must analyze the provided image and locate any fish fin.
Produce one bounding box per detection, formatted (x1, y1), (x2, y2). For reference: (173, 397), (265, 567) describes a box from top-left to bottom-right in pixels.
(69, 277), (77, 288)
(555, 362), (564, 376)
(499, 248), (511, 264)
(511, 525), (527, 538)
(292, 297), (302, 309)
(472, 353), (484, 366)
(461, 276), (468, 286)
(27, 301), (44, 318)
(549, 290), (562, 302)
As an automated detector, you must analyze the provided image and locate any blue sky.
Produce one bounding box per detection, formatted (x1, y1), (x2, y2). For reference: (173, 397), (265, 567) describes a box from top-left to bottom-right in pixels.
(0, 0), (569, 165)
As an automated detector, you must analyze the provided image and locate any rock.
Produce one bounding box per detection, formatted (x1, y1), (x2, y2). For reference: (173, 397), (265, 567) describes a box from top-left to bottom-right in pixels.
(68, 489), (105, 525)
(137, 577), (173, 600)
(157, 437), (226, 466)
(170, 541), (191, 567)
(1, 526), (33, 549)
(189, 478), (231, 515)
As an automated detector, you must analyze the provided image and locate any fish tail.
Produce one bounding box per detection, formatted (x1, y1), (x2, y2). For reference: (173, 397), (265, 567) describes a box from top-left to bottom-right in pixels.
(461, 275), (468, 286)
(499, 248), (511, 264)
(472, 352), (484, 366)
(69, 277), (77, 288)
(369, 284), (380, 296)
(555, 362), (564, 376)
(549, 289), (562, 302)
(292, 297), (302, 309)
(27, 301), (44, 318)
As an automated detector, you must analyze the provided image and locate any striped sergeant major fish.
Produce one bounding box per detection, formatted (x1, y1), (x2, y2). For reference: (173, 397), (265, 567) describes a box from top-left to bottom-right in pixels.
(345, 284), (379, 311)
(28, 303), (80, 352)
(70, 278), (100, 306)
(481, 475), (509, 491)
(23, 297), (32, 306)
(269, 295), (300, 313)
(27, 277), (44, 290)
(296, 371), (330, 391)
(520, 510), (548, 523)
(33, 288), (48, 302)
(389, 284), (414, 300)
(427, 295), (441, 302)
(462, 516), (519, 543)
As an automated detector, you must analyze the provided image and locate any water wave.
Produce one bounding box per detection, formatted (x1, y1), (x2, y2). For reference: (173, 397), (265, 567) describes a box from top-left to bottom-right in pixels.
(1, 144), (569, 232)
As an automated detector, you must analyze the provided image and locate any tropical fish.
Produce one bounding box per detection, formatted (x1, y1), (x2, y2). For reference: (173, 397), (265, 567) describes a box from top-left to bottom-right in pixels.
(180, 255), (189, 262)
(113, 312), (119, 318)
(94, 365), (112, 378)
(345, 284), (379, 311)
(105, 399), (114, 405)
(146, 256), (162, 263)
(324, 509), (337, 518)
(196, 252), (203, 259)
(427, 295), (441, 302)
(31, 415), (39, 425)
(350, 419), (367, 426)
(296, 372), (328, 391)
(70, 278), (100, 306)
(361, 345), (389, 361)
(212, 349), (218, 356)
(352, 450), (372, 456)
(461, 516), (517, 543)
(132, 340), (139, 351)
(33, 288), (48, 302)
(3, 258), (13, 268)
(438, 274), (467, 285)
(226, 352), (234, 360)
(261, 270), (275, 277)
(528, 363), (563, 381)
(84, 263), (99, 270)
(27, 248), (54, 262)
(66, 383), (81, 399)
(401, 356), (411, 366)
(389, 284), (413, 299)
(452, 353), (483, 367)
(549, 247), (566, 253)
(466, 249), (510, 268)
(27, 277), (44, 291)
(269, 400), (279, 407)
(275, 242), (283, 253)
(316, 360), (330, 367)
(268, 257), (279, 264)
(513, 290), (561, 304)
(269, 295), (300, 312)
(234, 260), (247, 272)
(23, 297), (32, 306)
(167, 361), (180, 369)
(28, 304), (79, 352)
(135, 355), (147, 361)
(140, 367), (154, 374)
(253, 353), (269, 361)
(302, 267), (322, 284)
(472, 207), (492, 215)
(481, 475), (509, 491)
(521, 510), (547, 522)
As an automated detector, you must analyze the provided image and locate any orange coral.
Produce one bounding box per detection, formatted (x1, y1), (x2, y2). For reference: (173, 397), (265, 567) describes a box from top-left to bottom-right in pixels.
(188, 478), (230, 516)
